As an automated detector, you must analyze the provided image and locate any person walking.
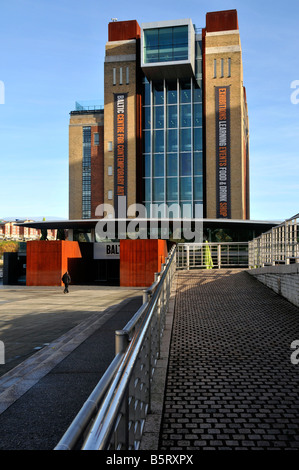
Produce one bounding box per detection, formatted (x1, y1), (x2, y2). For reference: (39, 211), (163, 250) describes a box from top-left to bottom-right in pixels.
(62, 271), (71, 294)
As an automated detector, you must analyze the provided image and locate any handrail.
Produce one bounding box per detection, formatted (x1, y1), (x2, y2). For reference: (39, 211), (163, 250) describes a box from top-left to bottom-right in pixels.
(177, 242), (249, 269)
(83, 287), (161, 450)
(248, 214), (299, 268)
(54, 245), (176, 450)
(81, 246), (176, 450)
(54, 353), (124, 450)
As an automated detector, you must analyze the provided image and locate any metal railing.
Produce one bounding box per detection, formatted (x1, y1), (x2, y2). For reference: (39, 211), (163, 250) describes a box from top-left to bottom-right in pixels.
(177, 242), (249, 270)
(75, 101), (104, 112)
(248, 214), (299, 268)
(54, 245), (176, 451)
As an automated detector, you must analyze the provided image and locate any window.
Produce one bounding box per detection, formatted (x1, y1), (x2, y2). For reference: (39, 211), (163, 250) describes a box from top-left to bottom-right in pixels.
(141, 77), (204, 218)
(180, 177), (192, 201)
(180, 104), (191, 127)
(180, 153), (191, 176)
(143, 107), (151, 129)
(228, 58), (231, 77)
(108, 190), (113, 200)
(113, 68), (116, 86)
(144, 178), (151, 201)
(167, 178), (178, 201)
(194, 128), (203, 151)
(153, 178), (164, 202)
(83, 127), (91, 144)
(167, 153), (178, 176)
(221, 58), (224, 78)
(143, 130), (151, 153)
(154, 106), (164, 129)
(167, 81), (177, 104)
(144, 154), (151, 177)
(153, 81), (164, 105)
(82, 127), (91, 219)
(167, 129), (177, 153)
(154, 130), (164, 153)
(94, 133), (99, 145)
(108, 166), (113, 176)
(153, 154), (164, 177)
(194, 176), (203, 200)
(193, 103), (202, 127)
(180, 79), (191, 103)
(214, 59), (217, 78)
(144, 25), (189, 64)
(194, 152), (203, 176)
(119, 67), (123, 85)
(180, 128), (191, 152)
(194, 85), (202, 103)
(143, 80), (151, 105)
(167, 106), (177, 128)
(108, 141), (113, 152)
(126, 66), (129, 84)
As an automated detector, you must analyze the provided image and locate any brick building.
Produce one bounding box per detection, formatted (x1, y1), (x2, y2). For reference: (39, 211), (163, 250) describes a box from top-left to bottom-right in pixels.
(69, 9), (249, 221)
(0, 220), (56, 241)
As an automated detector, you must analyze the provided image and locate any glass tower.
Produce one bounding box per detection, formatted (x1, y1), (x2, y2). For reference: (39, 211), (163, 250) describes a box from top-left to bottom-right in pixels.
(141, 22), (203, 219)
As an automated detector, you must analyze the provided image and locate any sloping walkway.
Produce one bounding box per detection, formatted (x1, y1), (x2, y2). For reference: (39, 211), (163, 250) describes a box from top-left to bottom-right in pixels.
(158, 269), (299, 450)
(0, 287), (142, 450)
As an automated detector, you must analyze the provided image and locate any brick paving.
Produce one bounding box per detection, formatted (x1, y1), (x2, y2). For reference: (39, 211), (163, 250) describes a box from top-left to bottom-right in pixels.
(159, 269), (299, 450)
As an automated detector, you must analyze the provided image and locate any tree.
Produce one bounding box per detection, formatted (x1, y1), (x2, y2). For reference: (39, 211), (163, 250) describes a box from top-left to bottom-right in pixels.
(0, 241), (19, 258)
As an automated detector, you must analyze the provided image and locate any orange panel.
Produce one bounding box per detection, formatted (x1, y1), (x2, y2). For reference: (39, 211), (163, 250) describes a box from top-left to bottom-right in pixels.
(26, 241), (81, 286)
(119, 239), (168, 287)
(206, 10), (239, 33)
(108, 20), (141, 41)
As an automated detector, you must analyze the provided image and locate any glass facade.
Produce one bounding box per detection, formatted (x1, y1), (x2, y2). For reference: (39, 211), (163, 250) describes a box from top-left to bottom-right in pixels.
(143, 26), (189, 63)
(142, 38), (203, 218)
(82, 127), (91, 219)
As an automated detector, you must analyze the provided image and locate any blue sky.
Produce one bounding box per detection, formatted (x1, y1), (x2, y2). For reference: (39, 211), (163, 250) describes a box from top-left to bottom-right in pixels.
(0, 0), (298, 222)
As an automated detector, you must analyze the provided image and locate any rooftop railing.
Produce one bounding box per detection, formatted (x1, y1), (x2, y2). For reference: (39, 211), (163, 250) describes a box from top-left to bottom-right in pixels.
(74, 100), (104, 112)
(248, 213), (299, 268)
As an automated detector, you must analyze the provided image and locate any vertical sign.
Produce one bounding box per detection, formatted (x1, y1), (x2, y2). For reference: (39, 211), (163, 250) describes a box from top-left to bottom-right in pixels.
(114, 93), (127, 217)
(215, 86), (231, 218)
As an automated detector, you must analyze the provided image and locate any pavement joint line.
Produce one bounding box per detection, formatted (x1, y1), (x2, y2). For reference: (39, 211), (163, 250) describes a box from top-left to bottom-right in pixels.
(0, 297), (135, 415)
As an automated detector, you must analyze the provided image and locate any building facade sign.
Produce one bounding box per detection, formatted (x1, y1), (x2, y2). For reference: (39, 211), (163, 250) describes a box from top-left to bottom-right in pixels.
(93, 242), (120, 260)
(114, 93), (128, 216)
(215, 86), (231, 218)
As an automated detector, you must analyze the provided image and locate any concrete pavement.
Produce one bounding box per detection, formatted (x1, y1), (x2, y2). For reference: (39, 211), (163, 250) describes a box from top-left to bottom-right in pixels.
(0, 285), (143, 449)
(0, 284), (142, 376)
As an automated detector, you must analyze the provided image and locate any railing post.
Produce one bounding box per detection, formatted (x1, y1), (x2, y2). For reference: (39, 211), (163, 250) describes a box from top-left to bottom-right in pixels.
(115, 330), (129, 355)
(217, 244), (221, 269)
(143, 290), (150, 304)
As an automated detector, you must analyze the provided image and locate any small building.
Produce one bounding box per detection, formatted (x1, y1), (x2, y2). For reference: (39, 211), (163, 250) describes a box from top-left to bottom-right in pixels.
(4, 218), (280, 287)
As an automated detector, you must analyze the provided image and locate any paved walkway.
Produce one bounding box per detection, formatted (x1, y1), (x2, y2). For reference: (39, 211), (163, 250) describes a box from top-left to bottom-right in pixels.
(0, 285), (141, 376)
(0, 285), (142, 450)
(157, 269), (299, 450)
(1, 271), (299, 451)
